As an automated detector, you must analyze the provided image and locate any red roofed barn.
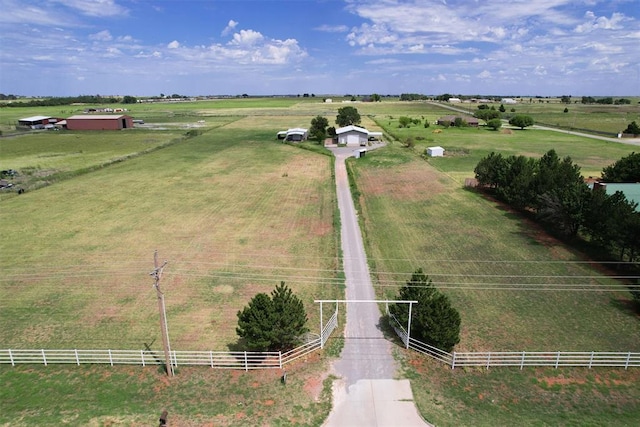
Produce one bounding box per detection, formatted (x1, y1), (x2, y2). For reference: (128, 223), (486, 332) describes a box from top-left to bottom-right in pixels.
(65, 115), (133, 130)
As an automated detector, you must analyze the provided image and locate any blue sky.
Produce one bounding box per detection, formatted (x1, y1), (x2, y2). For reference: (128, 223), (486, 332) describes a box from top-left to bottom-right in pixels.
(1, 0), (639, 97)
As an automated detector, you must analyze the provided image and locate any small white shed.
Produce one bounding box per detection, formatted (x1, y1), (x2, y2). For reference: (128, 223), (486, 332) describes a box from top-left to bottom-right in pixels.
(427, 146), (445, 157)
(354, 148), (367, 158)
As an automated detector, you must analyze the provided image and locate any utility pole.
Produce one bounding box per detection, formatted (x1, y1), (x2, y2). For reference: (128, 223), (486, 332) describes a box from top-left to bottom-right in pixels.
(150, 250), (173, 376)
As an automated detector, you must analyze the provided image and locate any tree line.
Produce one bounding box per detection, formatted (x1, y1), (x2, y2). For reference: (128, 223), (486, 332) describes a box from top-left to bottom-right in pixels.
(0, 95), (124, 108)
(474, 151), (640, 264)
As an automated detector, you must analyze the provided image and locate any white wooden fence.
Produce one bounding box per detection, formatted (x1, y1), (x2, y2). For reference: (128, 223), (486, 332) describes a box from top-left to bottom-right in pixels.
(388, 313), (640, 369)
(0, 307), (340, 371)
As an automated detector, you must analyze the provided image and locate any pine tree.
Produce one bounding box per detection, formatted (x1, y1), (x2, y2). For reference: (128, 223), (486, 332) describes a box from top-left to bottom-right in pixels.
(390, 269), (461, 352)
(236, 282), (308, 351)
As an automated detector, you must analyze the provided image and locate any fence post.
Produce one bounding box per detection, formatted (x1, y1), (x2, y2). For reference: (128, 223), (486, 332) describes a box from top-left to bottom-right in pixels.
(75, 349), (80, 366)
(521, 351), (525, 370)
(555, 351), (560, 369)
(451, 352), (456, 370)
(210, 350), (214, 368)
(108, 349), (113, 367)
(406, 302), (413, 350)
(486, 352), (490, 369)
(141, 350), (145, 367)
(319, 301), (324, 349)
(244, 351), (248, 372)
(589, 351), (594, 369)
(279, 351), (283, 369)
(42, 349), (47, 366)
(625, 352), (631, 370)
(9, 349), (14, 367)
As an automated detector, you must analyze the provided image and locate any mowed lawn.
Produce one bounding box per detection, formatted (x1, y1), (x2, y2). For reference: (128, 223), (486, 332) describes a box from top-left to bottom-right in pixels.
(349, 142), (640, 426)
(0, 118), (342, 352)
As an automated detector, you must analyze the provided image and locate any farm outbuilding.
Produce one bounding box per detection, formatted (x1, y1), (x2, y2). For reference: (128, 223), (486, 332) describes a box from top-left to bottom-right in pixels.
(336, 125), (369, 146)
(593, 183), (640, 211)
(18, 116), (60, 129)
(65, 115), (133, 130)
(427, 146), (445, 157)
(277, 128), (308, 141)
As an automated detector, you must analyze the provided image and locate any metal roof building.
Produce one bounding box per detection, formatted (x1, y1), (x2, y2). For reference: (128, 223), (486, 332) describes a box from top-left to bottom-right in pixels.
(65, 115), (133, 130)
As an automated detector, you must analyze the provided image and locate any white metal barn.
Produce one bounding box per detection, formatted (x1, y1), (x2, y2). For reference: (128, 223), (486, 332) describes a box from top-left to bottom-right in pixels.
(427, 146), (445, 157)
(336, 125), (369, 146)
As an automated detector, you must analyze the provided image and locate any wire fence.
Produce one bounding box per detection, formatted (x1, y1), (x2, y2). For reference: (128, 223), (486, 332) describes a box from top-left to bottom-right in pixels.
(388, 314), (640, 369)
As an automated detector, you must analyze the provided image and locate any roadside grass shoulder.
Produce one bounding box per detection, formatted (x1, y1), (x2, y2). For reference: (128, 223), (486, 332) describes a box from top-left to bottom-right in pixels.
(402, 354), (640, 427)
(0, 357), (334, 426)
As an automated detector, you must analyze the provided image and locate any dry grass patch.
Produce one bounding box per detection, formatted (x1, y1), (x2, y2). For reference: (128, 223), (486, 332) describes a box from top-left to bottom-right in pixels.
(359, 160), (447, 201)
(0, 129), (341, 351)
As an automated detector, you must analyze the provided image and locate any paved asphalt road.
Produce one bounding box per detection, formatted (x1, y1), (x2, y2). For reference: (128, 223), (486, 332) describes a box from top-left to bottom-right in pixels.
(323, 147), (428, 427)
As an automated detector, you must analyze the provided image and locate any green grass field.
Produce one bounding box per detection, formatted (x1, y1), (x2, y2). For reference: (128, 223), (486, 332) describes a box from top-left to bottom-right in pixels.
(349, 140), (640, 425)
(0, 122), (342, 350)
(1, 97), (639, 425)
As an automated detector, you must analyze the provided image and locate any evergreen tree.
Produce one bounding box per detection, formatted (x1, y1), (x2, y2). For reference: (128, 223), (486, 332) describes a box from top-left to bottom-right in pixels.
(601, 152), (640, 182)
(236, 282), (308, 351)
(389, 269), (461, 352)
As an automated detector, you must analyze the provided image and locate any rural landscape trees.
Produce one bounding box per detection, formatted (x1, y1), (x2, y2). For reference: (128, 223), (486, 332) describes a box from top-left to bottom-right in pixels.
(601, 152), (640, 182)
(236, 282), (309, 351)
(508, 114), (535, 129)
(389, 269), (461, 352)
(474, 150), (640, 260)
(335, 106), (361, 127)
(623, 121), (640, 136)
(309, 115), (329, 142)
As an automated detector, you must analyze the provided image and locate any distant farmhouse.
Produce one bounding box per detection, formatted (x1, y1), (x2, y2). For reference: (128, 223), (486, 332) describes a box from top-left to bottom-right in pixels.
(501, 98), (518, 104)
(437, 115), (479, 127)
(63, 115), (134, 131)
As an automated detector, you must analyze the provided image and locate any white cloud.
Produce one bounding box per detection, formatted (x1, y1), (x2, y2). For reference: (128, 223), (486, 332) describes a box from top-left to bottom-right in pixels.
(51, 0), (128, 17)
(574, 11), (628, 33)
(222, 19), (239, 36)
(167, 40), (181, 49)
(315, 24), (349, 33)
(230, 29), (264, 46)
(534, 65), (547, 75)
(90, 30), (113, 41)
